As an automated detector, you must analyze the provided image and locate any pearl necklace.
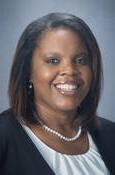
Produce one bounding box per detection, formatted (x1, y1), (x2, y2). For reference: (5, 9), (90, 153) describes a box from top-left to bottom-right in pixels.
(38, 119), (82, 142)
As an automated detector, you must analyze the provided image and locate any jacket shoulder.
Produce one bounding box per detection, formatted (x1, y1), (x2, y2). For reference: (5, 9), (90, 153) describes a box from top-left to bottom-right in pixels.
(98, 117), (115, 132)
(0, 109), (20, 145)
(0, 109), (17, 162)
(0, 109), (16, 132)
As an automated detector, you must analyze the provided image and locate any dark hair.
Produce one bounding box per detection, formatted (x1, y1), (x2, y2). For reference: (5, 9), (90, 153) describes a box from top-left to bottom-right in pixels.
(8, 12), (103, 127)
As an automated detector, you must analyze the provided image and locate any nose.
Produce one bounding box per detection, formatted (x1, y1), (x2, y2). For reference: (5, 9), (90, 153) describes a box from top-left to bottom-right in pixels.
(59, 62), (80, 76)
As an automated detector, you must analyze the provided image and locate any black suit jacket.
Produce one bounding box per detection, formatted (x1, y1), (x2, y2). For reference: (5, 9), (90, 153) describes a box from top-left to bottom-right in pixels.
(0, 109), (115, 175)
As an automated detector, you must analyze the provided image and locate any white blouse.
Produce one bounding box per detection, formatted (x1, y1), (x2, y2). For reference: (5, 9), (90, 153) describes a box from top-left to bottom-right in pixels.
(22, 124), (110, 175)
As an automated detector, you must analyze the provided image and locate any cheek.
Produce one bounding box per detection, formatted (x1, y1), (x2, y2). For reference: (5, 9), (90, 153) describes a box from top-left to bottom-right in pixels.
(31, 71), (50, 100)
(31, 66), (56, 89)
(82, 68), (92, 87)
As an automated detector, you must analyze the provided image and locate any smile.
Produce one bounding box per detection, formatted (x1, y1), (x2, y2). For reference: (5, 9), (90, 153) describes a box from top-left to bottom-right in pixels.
(55, 83), (79, 96)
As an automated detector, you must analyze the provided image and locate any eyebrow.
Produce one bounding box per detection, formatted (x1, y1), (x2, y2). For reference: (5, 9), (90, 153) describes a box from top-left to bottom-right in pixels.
(42, 52), (61, 58)
(72, 52), (89, 58)
(42, 51), (89, 60)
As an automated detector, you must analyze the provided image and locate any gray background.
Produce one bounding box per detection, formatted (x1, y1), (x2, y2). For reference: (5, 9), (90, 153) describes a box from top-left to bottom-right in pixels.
(0, 0), (115, 121)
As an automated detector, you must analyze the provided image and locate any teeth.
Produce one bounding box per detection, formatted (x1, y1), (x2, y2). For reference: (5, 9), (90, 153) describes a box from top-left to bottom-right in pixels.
(56, 84), (78, 91)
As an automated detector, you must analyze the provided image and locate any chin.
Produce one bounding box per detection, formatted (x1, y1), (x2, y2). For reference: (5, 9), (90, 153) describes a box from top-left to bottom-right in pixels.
(55, 101), (79, 112)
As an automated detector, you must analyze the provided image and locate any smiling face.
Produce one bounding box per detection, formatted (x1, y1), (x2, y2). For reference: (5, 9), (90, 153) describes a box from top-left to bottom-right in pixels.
(31, 28), (92, 114)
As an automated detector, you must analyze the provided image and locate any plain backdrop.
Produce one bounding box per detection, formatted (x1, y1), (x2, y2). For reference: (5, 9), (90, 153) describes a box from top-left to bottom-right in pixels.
(0, 0), (115, 121)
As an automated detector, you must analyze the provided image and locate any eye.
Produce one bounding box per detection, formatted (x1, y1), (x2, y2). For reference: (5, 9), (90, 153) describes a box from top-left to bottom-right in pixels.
(46, 57), (60, 65)
(74, 56), (90, 65)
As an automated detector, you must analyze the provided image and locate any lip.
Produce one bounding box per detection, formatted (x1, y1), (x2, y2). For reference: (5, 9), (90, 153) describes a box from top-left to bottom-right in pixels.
(56, 87), (78, 96)
(54, 80), (78, 84)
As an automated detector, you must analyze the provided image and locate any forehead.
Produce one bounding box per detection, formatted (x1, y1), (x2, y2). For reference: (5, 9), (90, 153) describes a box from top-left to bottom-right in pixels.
(36, 28), (88, 54)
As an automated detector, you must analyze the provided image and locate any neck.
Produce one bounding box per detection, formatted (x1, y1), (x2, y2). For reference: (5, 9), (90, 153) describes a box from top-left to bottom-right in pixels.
(35, 102), (79, 131)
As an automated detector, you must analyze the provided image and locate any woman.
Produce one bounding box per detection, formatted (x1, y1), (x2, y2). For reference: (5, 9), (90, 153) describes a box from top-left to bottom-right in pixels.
(0, 12), (115, 175)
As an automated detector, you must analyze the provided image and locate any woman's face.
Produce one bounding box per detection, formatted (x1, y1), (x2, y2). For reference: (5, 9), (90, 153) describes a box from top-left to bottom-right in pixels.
(31, 28), (92, 113)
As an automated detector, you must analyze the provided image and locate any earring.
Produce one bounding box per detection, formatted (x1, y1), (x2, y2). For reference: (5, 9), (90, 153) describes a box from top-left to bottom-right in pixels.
(29, 81), (33, 89)
(27, 80), (34, 97)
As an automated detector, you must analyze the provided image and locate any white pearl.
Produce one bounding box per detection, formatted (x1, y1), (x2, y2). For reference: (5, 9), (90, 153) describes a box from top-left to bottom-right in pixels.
(39, 119), (81, 142)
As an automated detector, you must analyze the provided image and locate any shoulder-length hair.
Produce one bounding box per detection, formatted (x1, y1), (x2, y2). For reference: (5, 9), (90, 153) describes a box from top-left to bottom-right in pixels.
(8, 12), (103, 127)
